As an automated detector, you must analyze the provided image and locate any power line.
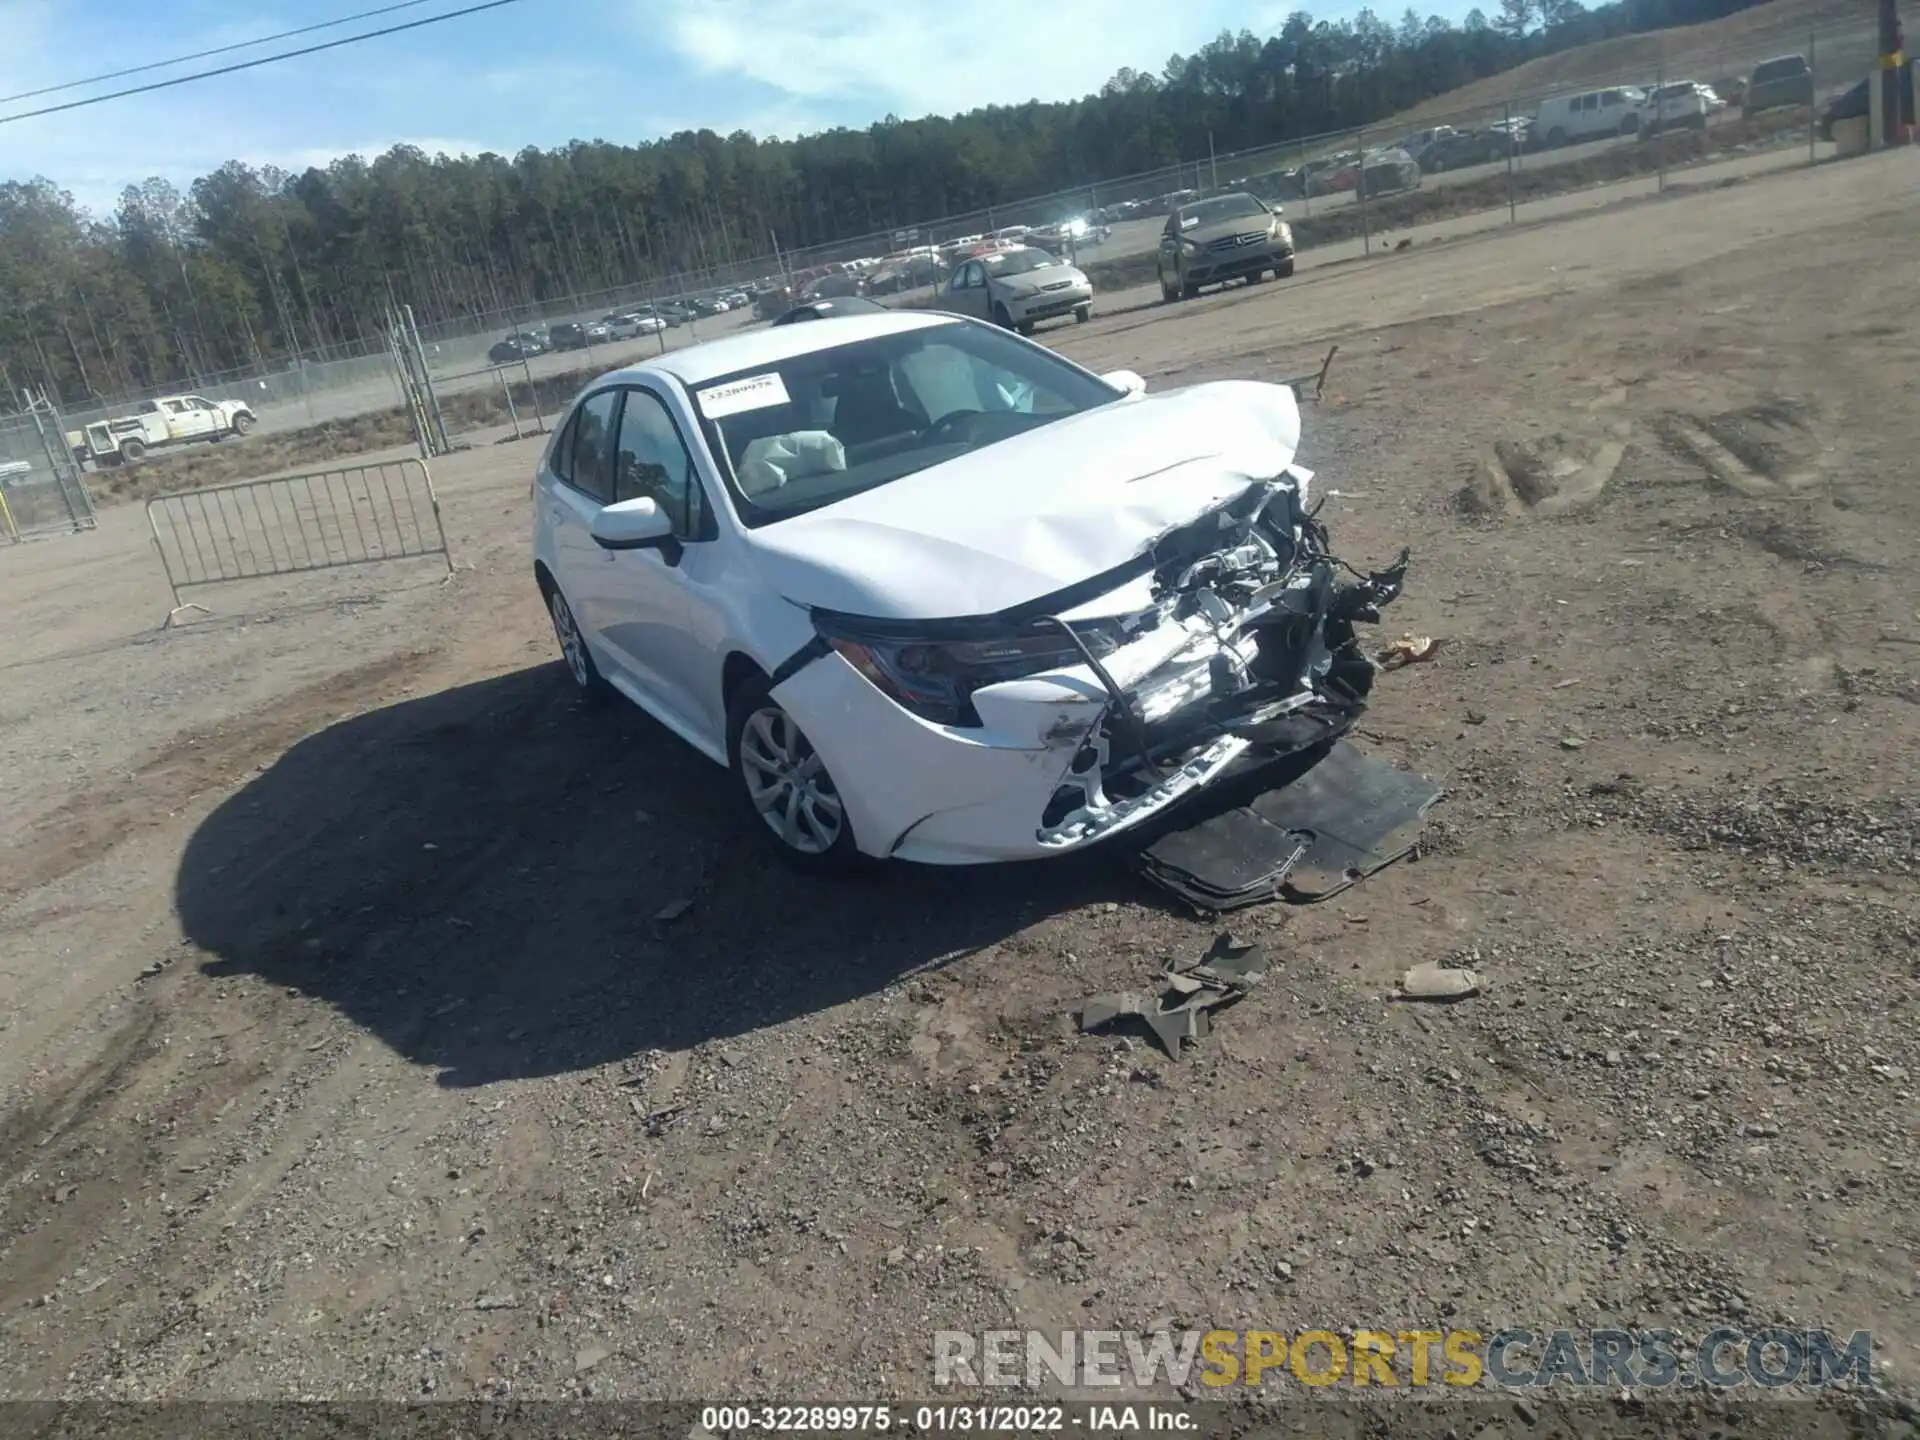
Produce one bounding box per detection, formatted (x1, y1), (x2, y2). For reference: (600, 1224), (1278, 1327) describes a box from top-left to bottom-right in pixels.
(0, 0), (530, 127)
(0, 0), (449, 106)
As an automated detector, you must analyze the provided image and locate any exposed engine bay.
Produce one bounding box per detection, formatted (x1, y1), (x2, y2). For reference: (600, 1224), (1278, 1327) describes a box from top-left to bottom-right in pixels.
(1034, 464), (1409, 846)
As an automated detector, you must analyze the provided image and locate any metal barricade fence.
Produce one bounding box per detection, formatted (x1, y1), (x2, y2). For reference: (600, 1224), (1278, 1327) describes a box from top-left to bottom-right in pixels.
(144, 458), (453, 625)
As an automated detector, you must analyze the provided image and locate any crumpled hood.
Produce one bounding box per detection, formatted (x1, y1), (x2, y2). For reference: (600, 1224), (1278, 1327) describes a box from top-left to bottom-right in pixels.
(746, 379), (1302, 620)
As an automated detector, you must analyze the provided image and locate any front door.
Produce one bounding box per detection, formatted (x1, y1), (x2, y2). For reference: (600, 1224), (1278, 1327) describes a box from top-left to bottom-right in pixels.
(593, 385), (712, 743)
(164, 398), (217, 440)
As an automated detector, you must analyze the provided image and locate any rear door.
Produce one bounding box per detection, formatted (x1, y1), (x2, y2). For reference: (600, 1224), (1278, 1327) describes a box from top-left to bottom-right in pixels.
(542, 387), (623, 658)
(945, 261), (988, 319)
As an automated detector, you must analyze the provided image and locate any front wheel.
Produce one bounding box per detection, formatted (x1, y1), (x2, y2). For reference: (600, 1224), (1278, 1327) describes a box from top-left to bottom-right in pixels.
(548, 586), (610, 702)
(1274, 259), (1296, 279)
(992, 302), (1015, 329)
(1159, 270), (1178, 304)
(1074, 303), (1092, 323)
(727, 677), (863, 870)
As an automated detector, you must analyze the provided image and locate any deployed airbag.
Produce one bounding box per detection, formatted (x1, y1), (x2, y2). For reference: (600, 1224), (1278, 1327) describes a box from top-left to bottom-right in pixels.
(738, 430), (847, 497)
(1139, 741), (1441, 910)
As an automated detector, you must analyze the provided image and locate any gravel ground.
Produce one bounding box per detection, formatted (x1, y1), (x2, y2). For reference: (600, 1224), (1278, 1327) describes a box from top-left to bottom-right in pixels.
(0, 152), (1916, 1435)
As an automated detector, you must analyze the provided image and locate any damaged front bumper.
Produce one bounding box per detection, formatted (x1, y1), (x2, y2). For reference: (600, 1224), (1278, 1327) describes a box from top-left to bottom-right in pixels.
(769, 467), (1409, 865)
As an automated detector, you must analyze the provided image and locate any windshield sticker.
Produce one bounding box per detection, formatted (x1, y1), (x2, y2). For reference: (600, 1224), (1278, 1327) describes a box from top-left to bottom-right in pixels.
(1180, 215), (1199, 229)
(698, 372), (791, 419)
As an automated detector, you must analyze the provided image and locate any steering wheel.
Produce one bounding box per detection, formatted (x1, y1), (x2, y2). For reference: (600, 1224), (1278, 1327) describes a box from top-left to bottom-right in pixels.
(921, 409), (985, 446)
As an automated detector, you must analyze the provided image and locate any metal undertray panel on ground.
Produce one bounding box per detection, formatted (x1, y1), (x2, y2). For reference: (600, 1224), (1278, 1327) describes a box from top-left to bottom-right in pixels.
(1138, 740), (1441, 911)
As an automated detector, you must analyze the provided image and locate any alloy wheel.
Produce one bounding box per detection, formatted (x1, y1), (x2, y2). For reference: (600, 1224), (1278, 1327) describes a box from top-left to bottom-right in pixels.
(550, 591), (590, 689)
(737, 705), (844, 856)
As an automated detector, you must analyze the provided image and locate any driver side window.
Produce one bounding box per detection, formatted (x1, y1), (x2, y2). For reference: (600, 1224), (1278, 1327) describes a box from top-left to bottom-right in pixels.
(612, 388), (705, 536)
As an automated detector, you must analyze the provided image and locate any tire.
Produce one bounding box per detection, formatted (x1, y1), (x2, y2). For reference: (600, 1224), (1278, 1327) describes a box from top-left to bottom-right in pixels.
(1074, 304), (1091, 323)
(992, 302), (1015, 329)
(119, 439), (146, 464)
(547, 586), (610, 702)
(1016, 320), (1035, 336)
(1275, 259), (1295, 279)
(726, 676), (863, 871)
(1180, 278), (1200, 300)
(1547, 127), (1567, 148)
(1620, 115), (1640, 137)
(229, 411), (255, 437)
(1689, 113), (1708, 131)
(1159, 271), (1178, 304)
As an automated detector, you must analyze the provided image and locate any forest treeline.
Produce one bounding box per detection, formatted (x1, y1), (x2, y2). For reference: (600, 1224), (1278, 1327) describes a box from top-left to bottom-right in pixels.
(0, 0), (1765, 403)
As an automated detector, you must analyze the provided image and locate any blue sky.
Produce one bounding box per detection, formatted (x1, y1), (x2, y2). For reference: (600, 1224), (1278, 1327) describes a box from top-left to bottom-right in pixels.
(2, 0), (1482, 216)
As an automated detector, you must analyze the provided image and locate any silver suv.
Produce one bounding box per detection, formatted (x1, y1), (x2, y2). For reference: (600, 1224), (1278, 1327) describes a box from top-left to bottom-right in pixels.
(1157, 192), (1296, 301)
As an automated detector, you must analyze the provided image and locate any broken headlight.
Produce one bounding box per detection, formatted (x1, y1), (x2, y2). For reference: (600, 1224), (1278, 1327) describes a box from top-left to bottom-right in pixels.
(816, 614), (1124, 727)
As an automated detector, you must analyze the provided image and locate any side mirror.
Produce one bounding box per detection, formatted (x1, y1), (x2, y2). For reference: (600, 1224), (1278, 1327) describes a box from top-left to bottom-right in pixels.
(591, 495), (681, 562)
(1101, 369), (1148, 397)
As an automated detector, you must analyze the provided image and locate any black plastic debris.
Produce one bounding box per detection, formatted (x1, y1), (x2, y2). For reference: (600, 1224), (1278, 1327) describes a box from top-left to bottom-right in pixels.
(1139, 741), (1441, 912)
(1079, 934), (1268, 1061)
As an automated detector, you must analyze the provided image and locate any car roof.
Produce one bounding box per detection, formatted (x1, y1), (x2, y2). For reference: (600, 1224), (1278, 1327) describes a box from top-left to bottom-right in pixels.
(612, 309), (959, 388)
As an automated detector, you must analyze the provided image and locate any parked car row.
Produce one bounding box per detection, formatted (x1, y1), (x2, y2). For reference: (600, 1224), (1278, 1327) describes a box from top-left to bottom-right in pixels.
(487, 297), (751, 366)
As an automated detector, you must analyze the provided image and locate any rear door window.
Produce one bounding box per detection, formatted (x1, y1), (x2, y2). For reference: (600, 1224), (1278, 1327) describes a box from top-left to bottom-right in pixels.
(566, 389), (621, 504)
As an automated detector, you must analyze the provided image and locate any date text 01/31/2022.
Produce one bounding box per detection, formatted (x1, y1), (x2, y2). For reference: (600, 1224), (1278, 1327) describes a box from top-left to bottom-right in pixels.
(699, 1405), (1196, 1432)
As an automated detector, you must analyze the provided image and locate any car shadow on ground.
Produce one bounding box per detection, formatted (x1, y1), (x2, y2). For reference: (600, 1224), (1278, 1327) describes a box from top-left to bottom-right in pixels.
(175, 663), (1127, 1088)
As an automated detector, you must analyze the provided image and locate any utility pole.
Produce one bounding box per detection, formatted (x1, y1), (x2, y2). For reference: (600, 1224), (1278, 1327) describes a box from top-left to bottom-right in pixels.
(1878, 0), (1909, 147)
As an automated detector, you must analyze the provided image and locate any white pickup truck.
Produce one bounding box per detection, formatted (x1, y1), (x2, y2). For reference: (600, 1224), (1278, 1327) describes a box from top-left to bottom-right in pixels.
(64, 394), (257, 466)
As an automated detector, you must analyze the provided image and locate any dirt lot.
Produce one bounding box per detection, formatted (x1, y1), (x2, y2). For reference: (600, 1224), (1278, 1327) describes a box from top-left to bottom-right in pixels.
(1, 152), (1917, 1431)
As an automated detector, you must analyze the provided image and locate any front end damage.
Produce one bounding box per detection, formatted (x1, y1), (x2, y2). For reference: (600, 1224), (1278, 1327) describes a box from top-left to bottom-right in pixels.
(1027, 467), (1407, 849)
(793, 463), (1410, 863)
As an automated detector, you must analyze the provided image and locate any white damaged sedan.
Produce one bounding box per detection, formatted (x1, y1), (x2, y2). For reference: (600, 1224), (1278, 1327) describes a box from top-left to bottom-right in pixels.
(532, 310), (1408, 868)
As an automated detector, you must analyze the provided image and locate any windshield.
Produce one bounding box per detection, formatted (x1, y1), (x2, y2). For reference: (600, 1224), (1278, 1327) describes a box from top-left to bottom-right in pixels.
(981, 247), (1061, 276)
(691, 319), (1122, 528)
(1178, 194), (1268, 227)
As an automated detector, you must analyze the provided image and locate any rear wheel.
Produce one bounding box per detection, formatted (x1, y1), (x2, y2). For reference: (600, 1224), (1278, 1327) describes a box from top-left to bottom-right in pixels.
(727, 676), (863, 871)
(119, 439), (146, 464)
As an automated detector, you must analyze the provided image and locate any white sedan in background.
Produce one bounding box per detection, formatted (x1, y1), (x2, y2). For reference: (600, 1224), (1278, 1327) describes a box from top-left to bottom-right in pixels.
(532, 311), (1406, 868)
(940, 245), (1094, 334)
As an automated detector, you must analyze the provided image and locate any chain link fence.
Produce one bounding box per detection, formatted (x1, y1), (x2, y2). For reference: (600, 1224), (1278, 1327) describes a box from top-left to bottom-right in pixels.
(27, 16), (1897, 457)
(0, 392), (96, 542)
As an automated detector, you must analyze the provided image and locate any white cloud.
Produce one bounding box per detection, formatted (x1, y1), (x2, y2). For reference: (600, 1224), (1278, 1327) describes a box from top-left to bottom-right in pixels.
(657, 0), (1239, 118)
